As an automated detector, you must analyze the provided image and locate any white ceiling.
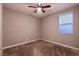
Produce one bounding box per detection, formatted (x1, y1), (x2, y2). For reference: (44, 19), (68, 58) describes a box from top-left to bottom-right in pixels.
(3, 3), (78, 18)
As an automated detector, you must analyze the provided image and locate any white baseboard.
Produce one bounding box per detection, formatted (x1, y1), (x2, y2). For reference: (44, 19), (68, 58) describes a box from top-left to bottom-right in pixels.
(3, 39), (39, 50)
(3, 38), (79, 51)
(42, 39), (79, 51)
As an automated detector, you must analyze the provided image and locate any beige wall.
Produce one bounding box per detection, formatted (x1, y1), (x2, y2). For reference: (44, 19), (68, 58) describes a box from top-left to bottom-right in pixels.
(41, 5), (79, 48)
(0, 4), (2, 55)
(3, 5), (79, 49)
(3, 8), (40, 48)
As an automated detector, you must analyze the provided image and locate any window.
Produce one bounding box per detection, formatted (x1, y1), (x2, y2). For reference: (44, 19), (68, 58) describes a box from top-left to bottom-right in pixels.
(59, 12), (73, 33)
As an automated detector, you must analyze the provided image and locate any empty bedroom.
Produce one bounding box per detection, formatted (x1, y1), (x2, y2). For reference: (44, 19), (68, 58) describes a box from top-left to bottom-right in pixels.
(0, 3), (79, 56)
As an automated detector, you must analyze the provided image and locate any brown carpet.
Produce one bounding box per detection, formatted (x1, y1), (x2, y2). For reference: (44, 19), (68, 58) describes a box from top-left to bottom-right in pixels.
(3, 40), (79, 56)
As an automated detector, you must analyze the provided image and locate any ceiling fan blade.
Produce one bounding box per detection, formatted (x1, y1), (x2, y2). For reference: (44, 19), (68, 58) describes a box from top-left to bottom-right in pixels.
(34, 10), (37, 13)
(28, 6), (37, 8)
(42, 9), (45, 13)
(42, 5), (51, 8)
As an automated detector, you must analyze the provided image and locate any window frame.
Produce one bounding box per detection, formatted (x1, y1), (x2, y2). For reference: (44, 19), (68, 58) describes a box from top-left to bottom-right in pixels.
(58, 12), (73, 34)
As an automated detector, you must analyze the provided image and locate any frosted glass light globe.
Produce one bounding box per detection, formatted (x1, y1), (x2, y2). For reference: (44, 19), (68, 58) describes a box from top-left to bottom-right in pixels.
(37, 8), (41, 11)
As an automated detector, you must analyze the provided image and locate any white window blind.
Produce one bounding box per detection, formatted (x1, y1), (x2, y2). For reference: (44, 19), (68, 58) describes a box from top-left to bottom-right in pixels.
(59, 12), (73, 33)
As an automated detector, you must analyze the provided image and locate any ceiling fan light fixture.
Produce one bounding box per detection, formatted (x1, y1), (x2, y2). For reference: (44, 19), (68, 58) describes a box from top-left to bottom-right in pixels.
(28, 3), (51, 13)
(37, 7), (41, 12)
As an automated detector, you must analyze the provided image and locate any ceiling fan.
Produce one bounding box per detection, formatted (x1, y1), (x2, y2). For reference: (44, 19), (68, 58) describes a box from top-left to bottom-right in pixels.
(28, 3), (51, 13)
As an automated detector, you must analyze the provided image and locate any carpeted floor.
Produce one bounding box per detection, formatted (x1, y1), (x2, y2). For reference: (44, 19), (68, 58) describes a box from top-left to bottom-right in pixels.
(3, 40), (79, 56)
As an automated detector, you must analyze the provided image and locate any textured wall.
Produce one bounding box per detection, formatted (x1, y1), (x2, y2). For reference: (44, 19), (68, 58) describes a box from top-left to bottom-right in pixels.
(41, 5), (79, 48)
(3, 8), (40, 48)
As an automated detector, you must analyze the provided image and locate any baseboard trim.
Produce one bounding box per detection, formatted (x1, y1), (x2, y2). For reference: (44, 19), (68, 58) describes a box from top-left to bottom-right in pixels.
(42, 39), (79, 51)
(3, 39), (39, 50)
(3, 39), (79, 51)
